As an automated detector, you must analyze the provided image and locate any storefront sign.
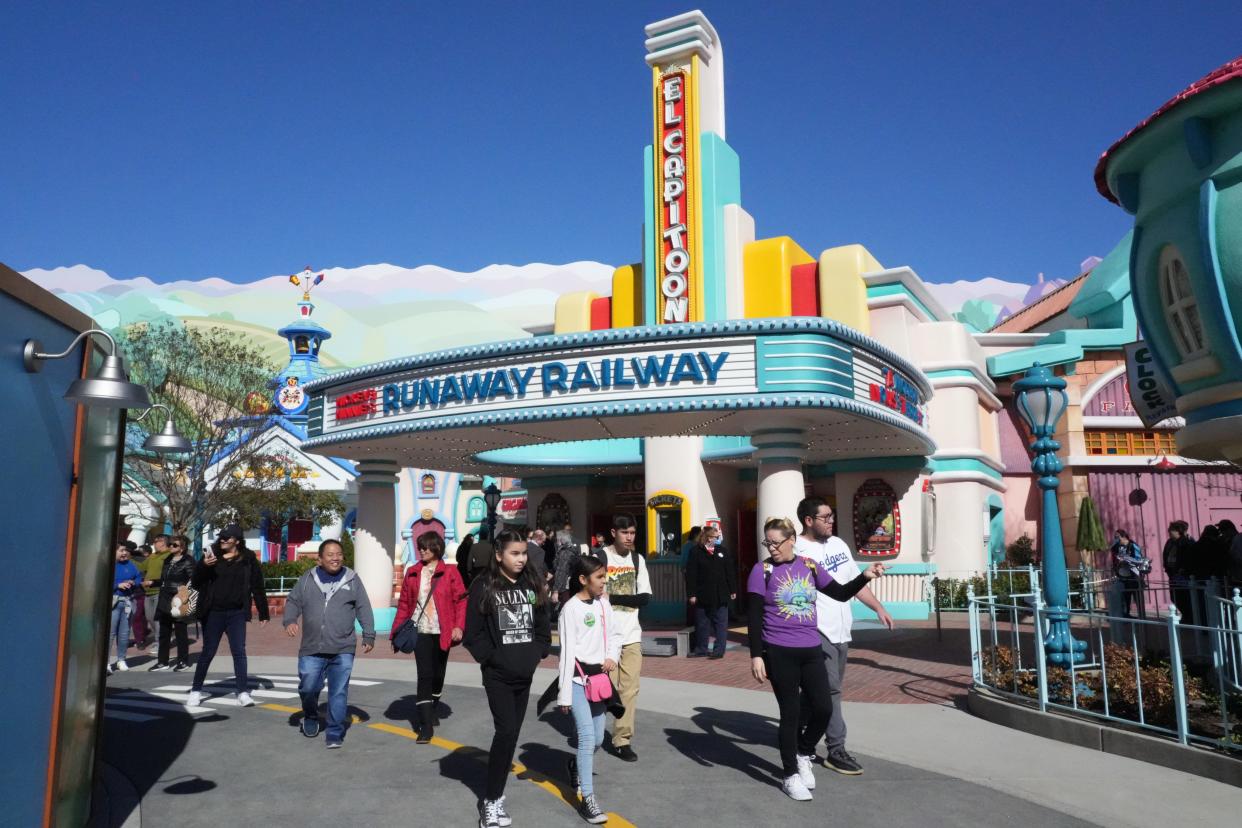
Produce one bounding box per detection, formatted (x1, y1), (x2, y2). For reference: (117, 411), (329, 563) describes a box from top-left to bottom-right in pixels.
(656, 69), (694, 323)
(334, 388), (379, 421)
(853, 478), (901, 557)
(499, 496), (528, 522)
(868, 367), (923, 425)
(1124, 342), (1177, 428)
(647, 493), (684, 508)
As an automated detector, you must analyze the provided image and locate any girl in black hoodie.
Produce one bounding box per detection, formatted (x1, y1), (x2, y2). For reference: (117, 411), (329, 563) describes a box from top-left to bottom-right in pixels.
(464, 530), (551, 828)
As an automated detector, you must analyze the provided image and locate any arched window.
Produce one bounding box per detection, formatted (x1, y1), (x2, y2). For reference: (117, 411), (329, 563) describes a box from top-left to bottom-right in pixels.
(1158, 245), (1206, 361)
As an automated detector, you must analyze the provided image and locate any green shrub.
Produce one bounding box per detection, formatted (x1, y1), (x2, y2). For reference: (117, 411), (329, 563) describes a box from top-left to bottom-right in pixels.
(1006, 535), (1037, 566)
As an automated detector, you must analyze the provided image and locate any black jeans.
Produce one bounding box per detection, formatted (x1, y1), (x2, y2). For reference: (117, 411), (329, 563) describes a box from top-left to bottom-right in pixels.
(693, 604), (729, 655)
(482, 674), (532, 800)
(192, 609), (248, 693)
(414, 633), (449, 707)
(157, 613), (189, 665)
(764, 643), (830, 777)
(1120, 577), (1144, 618)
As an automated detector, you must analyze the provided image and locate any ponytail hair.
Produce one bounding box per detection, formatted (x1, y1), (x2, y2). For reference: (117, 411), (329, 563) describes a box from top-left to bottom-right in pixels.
(572, 553), (606, 590)
(478, 529), (549, 613)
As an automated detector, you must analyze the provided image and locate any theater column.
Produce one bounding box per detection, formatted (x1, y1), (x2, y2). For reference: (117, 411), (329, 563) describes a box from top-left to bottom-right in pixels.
(355, 459), (400, 632)
(752, 429), (807, 555)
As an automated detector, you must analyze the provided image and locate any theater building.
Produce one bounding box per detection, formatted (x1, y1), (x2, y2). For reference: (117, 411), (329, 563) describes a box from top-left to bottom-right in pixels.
(302, 11), (1008, 629)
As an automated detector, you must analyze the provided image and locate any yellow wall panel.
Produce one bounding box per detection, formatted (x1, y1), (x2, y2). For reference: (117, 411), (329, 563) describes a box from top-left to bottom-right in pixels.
(817, 244), (880, 335)
(611, 264), (644, 328)
(553, 291), (600, 334)
(743, 236), (814, 318)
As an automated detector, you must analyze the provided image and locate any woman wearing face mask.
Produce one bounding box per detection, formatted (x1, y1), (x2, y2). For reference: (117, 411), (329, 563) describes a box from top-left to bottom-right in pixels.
(393, 531), (468, 743)
(149, 535), (196, 672)
(747, 517), (886, 802)
(187, 525), (269, 707)
(109, 544), (142, 674)
(464, 530), (552, 828)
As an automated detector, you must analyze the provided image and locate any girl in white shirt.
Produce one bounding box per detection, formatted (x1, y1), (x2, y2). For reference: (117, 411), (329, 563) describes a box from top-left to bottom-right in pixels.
(557, 555), (622, 824)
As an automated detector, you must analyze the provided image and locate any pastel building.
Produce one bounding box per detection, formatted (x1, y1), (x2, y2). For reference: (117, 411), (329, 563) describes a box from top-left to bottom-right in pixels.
(300, 11), (1008, 627)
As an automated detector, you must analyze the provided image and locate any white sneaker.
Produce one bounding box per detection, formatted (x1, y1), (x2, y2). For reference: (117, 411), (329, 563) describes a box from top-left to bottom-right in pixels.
(478, 799), (501, 828)
(796, 753), (817, 790)
(187, 690), (204, 707)
(116, 660), (129, 672)
(495, 795), (512, 827)
(237, 691), (256, 707)
(782, 773), (813, 801)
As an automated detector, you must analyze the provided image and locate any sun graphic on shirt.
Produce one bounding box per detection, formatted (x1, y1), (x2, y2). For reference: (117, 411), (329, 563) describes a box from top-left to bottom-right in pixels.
(774, 571), (817, 622)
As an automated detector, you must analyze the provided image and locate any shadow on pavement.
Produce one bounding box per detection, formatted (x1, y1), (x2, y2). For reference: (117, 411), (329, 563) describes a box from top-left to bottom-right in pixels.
(437, 742), (490, 802)
(663, 707), (782, 788)
(98, 688), (209, 826)
(383, 694), (455, 733)
(847, 656), (970, 705)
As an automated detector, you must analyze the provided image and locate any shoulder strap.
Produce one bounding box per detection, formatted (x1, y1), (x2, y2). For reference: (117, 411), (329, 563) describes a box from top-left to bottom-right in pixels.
(763, 561), (773, 587)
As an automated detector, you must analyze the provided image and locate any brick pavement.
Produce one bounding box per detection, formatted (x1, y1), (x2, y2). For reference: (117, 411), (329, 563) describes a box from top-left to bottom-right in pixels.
(157, 613), (972, 705)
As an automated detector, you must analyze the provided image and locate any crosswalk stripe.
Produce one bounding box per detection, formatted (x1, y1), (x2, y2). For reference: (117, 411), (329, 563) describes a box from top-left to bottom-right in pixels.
(253, 674), (379, 686)
(106, 697), (214, 714)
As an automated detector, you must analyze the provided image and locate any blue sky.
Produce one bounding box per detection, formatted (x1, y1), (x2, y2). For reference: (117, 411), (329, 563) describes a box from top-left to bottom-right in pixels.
(3, 2), (1240, 285)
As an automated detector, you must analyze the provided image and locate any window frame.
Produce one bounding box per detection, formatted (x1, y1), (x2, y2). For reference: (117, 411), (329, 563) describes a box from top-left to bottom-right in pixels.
(1158, 244), (1208, 362)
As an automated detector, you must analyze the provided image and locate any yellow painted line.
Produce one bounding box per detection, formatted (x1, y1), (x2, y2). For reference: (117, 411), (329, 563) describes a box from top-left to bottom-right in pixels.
(261, 702), (363, 724)
(366, 721), (636, 827)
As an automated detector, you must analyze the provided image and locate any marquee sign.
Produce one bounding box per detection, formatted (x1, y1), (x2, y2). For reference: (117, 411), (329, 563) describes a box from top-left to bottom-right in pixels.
(655, 67), (697, 323)
(853, 348), (927, 427)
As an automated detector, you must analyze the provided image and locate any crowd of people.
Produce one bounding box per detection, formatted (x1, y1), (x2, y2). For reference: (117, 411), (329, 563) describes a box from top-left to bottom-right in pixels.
(1109, 518), (1242, 620)
(109, 499), (904, 825)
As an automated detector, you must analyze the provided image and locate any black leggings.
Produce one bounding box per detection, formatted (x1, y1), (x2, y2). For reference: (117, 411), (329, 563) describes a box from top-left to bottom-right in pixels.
(482, 675), (532, 800)
(764, 643), (830, 776)
(157, 613), (189, 664)
(414, 633), (449, 706)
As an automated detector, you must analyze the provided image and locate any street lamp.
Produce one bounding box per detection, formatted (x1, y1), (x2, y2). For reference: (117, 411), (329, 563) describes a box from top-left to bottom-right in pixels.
(135, 404), (192, 453)
(24, 329), (151, 409)
(483, 482), (502, 539)
(1013, 363), (1087, 666)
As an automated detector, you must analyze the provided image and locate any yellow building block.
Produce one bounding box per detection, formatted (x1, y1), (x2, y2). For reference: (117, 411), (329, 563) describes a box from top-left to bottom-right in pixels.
(553, 291), (600, 334)
(611, 264), (644, 328)
(743, 236), (814, 318)
(818, 244), (880, 335)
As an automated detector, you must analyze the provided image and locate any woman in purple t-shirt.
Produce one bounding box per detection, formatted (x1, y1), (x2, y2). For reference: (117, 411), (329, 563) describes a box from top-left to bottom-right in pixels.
(747, 517), (885, 801)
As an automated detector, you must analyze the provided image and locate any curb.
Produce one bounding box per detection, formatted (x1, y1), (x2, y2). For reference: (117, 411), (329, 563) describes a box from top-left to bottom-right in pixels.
(967, 686), (1242, 789)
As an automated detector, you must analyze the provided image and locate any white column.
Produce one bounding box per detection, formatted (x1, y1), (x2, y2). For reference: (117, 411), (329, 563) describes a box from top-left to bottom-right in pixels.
(125, 516), (151, 546)
(354, 459), (400, 620)
(752, 429), (807, 556)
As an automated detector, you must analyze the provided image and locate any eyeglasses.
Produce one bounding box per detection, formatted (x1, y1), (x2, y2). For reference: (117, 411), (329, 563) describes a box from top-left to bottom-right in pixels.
(815, 513), (835, 522)
(761, 537), (791, 550)
(171, 543), (183, 548)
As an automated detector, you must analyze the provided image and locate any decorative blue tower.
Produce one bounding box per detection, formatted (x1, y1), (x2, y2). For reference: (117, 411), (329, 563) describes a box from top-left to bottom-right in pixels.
(272, 267), (332, 419)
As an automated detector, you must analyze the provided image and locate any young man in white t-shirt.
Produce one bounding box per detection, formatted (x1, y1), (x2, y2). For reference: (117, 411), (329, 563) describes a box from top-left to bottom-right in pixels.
(601, 514), (651, 762)
(794, 496), (894, 775)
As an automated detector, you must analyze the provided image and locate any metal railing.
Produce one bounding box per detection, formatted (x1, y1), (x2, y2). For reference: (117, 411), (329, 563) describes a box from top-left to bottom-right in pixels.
(968, 584), (1242, 753)
(263, 576), (299, 595)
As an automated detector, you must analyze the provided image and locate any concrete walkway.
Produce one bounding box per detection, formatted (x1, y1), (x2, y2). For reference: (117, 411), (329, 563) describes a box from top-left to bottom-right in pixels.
(98, 656), (1239, 827)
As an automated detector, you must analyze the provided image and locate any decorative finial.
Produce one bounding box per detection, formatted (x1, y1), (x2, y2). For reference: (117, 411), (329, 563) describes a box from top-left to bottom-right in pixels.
(288, 266), (325, 302)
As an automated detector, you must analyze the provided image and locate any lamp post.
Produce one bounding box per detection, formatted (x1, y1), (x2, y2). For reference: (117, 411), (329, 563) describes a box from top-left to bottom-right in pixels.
(483, 482), (502, 540)
(1013, 363), (1087, 666)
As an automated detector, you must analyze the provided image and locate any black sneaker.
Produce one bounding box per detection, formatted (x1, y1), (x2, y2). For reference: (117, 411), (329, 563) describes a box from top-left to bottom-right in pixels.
(149, 662), (172, 672)
(301, 717), (321, 738)
(567, 756), (580, 795)
(579, 793), (608, 824)
(172, 661), (190, 672)
(686, 651), (707, 658)
(417, 725), (433, 744)
(823, 748), (863, 775)
(615, 745), (637, 762)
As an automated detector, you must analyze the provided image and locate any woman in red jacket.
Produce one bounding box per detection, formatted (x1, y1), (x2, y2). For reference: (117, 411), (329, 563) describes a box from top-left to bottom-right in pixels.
(393, 531), (468, 742)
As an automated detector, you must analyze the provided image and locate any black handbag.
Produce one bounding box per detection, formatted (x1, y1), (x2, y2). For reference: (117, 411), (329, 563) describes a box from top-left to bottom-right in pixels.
(391, 569), (441, 653)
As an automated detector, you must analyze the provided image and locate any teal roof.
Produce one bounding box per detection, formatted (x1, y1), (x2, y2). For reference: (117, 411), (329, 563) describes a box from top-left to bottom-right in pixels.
(1068, 230), (1133, 319)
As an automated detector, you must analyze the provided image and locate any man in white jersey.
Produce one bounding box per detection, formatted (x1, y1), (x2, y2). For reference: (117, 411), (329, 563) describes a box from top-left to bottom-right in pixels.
(794, 496), (894, 775)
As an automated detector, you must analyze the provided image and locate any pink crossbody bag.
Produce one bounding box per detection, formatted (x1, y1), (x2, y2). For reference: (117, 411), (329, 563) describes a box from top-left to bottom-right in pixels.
(574, 602), (614, 703)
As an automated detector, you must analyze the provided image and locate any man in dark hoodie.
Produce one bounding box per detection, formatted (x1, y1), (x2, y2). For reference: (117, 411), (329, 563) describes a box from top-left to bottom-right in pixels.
(283, 539), (375, 748)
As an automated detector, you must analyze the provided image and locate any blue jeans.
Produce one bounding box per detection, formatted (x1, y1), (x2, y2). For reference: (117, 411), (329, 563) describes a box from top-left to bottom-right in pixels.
(110, 597), (132, 661)
(299, 653), (356, 741)
(571, 681), (606, 796)
(693, 604), (728, 655)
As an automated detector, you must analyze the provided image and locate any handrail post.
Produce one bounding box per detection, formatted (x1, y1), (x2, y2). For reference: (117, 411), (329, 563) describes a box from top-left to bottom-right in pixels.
(968, 584), (981, 684)
(1033, 590), (1048, 711)
(1167, 604), (1189, 746)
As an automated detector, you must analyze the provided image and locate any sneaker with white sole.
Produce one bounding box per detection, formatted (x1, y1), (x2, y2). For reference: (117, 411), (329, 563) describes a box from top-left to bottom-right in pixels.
(579, 794), (608, 824)
(795, 753), (817, 790)
(782, 773), (813, 801)
(187, 690), (204, 707)
(115, 660), (129, 672)
(824, 748), (864, 775)
(106, 663), (115, 676)
(495, 795), (512, 827)
(172, 661), (190, 672)
(478, 798), (501, 828)
(237, 691), (256, 707)
(149, 663), (172, 672)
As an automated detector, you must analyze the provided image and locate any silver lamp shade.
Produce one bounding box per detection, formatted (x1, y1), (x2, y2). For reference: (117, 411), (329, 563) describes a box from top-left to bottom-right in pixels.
(143, 417), (191, 453)
(63, 354), (152, 409)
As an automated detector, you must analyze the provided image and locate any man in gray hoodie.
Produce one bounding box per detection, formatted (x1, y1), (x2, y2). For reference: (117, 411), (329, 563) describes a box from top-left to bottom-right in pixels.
(283, 539), (375, 748)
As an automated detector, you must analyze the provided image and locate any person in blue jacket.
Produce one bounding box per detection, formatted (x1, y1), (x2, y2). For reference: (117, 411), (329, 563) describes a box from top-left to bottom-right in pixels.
(109, 543), (143, 673)
(1110, 530), (1148, 618)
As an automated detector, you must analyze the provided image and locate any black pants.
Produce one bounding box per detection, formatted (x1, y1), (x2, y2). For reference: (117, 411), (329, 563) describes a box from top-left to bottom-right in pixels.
(1119, 577), (1144, 618)
(157, 613), (189, 665)
(414, 633), (449, 709)
(764, 644), (830, 777)
(482, 674), (532, 800)
(191, 609), (248, 693)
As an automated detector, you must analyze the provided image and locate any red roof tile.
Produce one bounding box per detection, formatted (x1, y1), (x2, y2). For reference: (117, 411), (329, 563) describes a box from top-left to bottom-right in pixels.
(1095, 55), (1242, 204)
(989, 272), (1088, 333)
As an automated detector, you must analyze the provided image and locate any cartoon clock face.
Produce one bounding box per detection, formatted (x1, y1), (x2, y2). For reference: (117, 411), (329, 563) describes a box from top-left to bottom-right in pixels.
(275, 375), (307, 413)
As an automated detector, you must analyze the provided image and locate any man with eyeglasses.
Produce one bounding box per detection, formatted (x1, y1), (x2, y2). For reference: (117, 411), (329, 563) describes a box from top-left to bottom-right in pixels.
(141, 534), (173, 654)
(794, 496), (894, 776)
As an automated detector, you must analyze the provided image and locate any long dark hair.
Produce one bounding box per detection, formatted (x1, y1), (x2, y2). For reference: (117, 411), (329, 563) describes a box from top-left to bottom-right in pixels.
(477, 529), (548, 613)
(571, 554), (606, 593)
(210, 535), (253, 559)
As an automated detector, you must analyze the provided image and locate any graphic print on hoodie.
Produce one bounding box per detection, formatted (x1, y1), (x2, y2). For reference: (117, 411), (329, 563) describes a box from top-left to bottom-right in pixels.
(497, 588), (535, 645)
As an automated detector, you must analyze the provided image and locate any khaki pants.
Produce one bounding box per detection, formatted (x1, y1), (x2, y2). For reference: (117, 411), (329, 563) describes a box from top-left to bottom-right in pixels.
(608, 641), (643, 747)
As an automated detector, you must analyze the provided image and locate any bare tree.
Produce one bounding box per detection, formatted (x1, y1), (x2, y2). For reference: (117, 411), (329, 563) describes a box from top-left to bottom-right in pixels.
(121, 321), (279, 535)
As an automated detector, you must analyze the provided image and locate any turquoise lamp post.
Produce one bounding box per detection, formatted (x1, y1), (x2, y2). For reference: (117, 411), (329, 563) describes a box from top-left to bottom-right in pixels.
(1013, 363), (1088, 666)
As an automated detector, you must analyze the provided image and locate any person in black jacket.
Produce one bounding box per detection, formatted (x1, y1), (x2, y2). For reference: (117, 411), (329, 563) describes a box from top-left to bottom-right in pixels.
(187, 524), (269, 707)
(149, 534), (196, 672)
(685, 525), (737, 659)
(1162, 521), (1195, 621)
(464, 530), (551, 828)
